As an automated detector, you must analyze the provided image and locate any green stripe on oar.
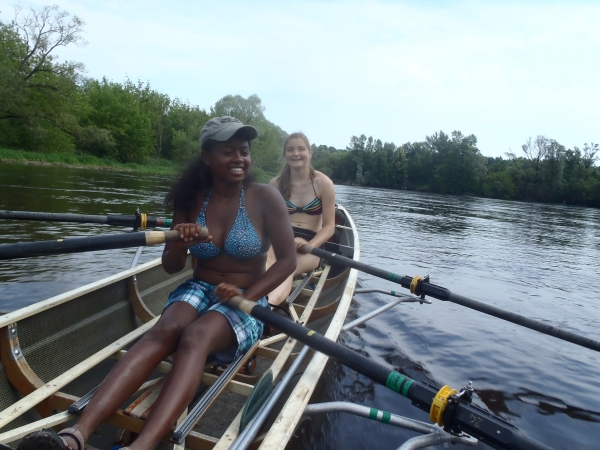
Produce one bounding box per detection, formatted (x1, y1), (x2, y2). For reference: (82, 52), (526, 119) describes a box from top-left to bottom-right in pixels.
(0, 229), (206, 260)
(0, 210), (172, 230)
(227, 296), (553, 450)
(300, 244), (600, 353)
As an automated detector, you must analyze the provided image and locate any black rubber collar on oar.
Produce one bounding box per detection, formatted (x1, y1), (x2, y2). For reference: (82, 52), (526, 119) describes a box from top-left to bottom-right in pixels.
(300, 245), (600, 353)
(0, 210), (173, 230)
(0, 229), (207, 260)
(227, 296), (553, 450)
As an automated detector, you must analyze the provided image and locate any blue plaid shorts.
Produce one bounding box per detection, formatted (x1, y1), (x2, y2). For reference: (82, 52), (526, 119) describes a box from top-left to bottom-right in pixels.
(164, 278), (268, 364)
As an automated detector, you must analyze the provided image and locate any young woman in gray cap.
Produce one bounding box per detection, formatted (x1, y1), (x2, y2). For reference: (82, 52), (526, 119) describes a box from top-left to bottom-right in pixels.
(17, 117), (296, 450)
(266, 132), (336, 306)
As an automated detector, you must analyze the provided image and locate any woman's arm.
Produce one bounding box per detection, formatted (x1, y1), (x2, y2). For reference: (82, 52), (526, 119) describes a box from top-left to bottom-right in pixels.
(242, 185), (296, 301)
(306, 174), (336, 248)
(162, 207), (211, 274)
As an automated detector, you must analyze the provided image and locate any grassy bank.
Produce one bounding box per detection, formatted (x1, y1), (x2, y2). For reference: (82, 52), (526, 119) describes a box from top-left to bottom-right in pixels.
(0, 148), (276, 182)
(0, 147), (182, 175)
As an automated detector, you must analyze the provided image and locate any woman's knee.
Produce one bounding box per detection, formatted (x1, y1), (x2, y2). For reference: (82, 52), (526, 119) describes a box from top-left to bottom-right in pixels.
(145, 317), (188, 344)
(177, 321), (213, 354)
(295, 253), (320, 273)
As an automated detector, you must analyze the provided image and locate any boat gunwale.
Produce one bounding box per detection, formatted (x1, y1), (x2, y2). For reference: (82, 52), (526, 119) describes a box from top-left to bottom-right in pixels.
(0, 257), (164, 329)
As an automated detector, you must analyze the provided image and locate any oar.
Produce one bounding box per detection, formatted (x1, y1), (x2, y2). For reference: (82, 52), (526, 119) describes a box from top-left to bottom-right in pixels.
(292, 228), (354, 255)
(0, 210), (172, 230)
(300, 245), (600, 353)
(227, 296), (553, 450)
(0, 229), (208, 260)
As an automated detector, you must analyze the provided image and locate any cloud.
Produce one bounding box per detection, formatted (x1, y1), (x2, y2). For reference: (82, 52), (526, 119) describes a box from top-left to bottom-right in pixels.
(1, 0), (598, 156)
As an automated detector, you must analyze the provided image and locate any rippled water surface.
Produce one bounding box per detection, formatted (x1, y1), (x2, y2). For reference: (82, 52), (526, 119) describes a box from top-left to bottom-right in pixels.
(293, 186), (600, 450)
(1, 163), (599, 449)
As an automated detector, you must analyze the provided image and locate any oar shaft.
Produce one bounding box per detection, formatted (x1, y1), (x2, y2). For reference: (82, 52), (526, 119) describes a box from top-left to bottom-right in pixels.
(0, 210), (172, 229)
(227, 296), (553, 450)
(302, 245), (600, 353)
(0, 230), (197, 260)
(447, 292), (600, 351)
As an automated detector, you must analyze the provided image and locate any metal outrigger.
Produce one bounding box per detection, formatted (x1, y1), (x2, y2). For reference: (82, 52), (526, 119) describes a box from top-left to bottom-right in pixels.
(301, 288), (478, 450)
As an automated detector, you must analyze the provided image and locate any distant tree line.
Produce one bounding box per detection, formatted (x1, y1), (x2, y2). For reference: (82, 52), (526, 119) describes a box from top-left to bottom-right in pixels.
(311, 132), (600, 207)
(1, 5), (598, 207)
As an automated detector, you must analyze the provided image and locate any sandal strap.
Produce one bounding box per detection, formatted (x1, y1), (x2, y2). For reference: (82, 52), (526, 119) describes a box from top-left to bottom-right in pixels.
(57, 428), (84, 450)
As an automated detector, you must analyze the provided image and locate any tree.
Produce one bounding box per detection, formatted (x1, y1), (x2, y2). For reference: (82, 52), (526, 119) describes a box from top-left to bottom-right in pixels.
(0, 4), (86, 151)
(432, 131), (485, 194)
(392, 146), (408, 188)
(212, 94), (266, 124)
(163, 99), (210, 161)
(521, 136), (550, 180)
(80, 78), (154, 162)
(124, 79), (171, 158)
(582, 143), (599, 169)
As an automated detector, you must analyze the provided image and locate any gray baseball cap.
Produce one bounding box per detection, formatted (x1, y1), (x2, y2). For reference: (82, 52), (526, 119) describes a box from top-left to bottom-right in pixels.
(199, 116), (258, 150)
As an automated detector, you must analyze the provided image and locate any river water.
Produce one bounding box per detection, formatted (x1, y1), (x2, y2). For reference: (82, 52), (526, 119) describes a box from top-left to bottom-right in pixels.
(0, 163), (599, 450)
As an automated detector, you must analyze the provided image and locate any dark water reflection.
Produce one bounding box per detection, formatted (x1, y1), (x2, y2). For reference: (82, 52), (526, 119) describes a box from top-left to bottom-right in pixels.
(1, 165), (599, 449)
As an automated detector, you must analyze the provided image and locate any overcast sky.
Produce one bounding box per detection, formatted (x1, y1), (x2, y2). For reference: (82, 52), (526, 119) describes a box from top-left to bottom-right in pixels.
(1, 0), (598, 157)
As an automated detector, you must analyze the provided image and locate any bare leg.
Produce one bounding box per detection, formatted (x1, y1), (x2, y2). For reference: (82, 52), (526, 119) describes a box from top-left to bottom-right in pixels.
(268, 252), (320, 306)
(128, 311), (237, 450)
(60, 303), (199, 448)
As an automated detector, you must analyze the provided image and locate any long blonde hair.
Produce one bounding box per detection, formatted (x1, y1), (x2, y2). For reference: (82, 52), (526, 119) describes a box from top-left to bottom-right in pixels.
(278, 132), (315, 200)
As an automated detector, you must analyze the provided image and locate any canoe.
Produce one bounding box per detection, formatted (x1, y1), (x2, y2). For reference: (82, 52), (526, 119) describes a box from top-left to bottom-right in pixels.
(0, 205), (360, 449)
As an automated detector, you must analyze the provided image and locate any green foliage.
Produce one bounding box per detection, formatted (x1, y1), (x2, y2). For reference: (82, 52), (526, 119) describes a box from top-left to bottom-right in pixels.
(213, 94), (266, 124)
(79, 78), (154, 162)
(0, 5), (84, 152)
(483, 172), (517, 199)
(163, 100), (210, 161)
(430, 131), (486, 194)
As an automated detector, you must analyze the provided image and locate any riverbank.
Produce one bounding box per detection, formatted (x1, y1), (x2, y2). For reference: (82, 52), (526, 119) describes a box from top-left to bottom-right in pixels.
(0, 147), (182, 175)
(0, 148), (274, 182)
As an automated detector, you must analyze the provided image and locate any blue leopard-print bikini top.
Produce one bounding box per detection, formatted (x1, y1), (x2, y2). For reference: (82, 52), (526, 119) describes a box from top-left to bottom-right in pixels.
(189, 187), (264, 260)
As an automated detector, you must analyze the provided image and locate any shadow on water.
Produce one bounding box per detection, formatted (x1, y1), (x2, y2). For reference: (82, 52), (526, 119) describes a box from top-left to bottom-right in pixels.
(477, 388), (600, 423)
(1, 168), (600, 449)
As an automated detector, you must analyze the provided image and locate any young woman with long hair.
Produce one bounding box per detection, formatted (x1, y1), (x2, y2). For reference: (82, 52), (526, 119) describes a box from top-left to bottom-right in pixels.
(17, 117), (296, 450)
(266, 132), (336, 306)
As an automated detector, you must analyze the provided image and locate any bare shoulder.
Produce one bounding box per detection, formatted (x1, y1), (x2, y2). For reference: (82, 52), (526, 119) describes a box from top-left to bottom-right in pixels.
(246, 183), (285, 205)
(313, 171), (335, 191)
(268, 175), (281, 188)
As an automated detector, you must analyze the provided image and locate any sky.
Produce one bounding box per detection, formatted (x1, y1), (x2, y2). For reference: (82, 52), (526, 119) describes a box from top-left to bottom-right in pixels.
(1, 0), (598, 158)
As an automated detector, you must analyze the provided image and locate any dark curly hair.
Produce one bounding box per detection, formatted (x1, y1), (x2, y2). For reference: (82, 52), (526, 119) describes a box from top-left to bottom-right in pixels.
(165, 139), (254, 211)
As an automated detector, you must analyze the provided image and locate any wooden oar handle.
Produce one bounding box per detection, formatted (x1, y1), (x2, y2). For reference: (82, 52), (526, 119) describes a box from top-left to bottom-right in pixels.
(145, 228), (209, 246)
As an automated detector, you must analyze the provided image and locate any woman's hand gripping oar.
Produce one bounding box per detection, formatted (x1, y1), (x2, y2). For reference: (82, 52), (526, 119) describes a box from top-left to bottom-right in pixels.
(226, 295), (554, 450)
(297, 244), (600, 353)
(0, 228), (209, 260)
